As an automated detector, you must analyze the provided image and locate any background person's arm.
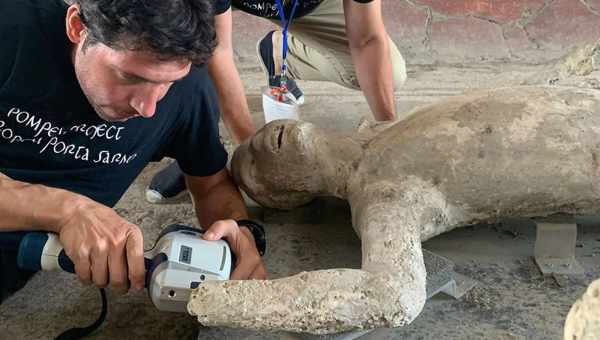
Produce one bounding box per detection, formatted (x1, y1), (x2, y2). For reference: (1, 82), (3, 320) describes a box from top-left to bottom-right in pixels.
(185, 169), (267, 279)
(344, 0), (396, 121)
(0, 172), (145, 292)
(208, 9), (256, 144)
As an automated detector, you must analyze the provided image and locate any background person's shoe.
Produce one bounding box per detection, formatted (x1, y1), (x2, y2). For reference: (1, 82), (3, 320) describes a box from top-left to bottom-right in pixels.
(257, 30), (305, 105)
(145, 161), (189, 204)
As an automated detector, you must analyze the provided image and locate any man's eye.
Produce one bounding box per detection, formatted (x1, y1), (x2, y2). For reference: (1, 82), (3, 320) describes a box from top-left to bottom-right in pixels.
(118, 73), (142, 84)
(124, 77), (142, 84)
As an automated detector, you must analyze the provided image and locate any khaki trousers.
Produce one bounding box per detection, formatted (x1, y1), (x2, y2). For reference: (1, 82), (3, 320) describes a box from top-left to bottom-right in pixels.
(270, 0), (406, 90)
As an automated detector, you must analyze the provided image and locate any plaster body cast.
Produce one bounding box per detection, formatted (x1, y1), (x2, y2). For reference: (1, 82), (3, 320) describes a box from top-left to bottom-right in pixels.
(189, 86), (600, 334)
(564, 278), (600, 340)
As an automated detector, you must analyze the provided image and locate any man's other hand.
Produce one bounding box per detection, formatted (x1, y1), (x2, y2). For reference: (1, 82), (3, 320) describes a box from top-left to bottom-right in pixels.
(202, 219), (267, 280)
(57, 197), (145, 294)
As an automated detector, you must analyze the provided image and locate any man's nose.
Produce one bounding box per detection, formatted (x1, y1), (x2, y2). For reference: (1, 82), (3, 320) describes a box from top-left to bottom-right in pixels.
(130, 84), (168, 118)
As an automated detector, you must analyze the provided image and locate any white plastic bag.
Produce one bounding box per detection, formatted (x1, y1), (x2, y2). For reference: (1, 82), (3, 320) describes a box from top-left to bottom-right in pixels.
(262, 87), (300, 123)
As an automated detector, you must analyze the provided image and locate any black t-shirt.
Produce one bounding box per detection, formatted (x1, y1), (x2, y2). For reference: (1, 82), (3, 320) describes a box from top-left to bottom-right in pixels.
(0, 0), (227, 207)
(215, 0), (374, 19)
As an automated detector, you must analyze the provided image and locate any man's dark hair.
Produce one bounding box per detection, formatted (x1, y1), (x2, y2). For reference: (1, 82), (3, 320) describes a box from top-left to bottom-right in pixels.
(74, 0), (217, 64)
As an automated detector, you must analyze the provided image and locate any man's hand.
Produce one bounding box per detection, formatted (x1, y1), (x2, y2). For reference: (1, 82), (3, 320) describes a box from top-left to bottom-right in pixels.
(57, 197), (145, 293)
(202, 219), (267, 280)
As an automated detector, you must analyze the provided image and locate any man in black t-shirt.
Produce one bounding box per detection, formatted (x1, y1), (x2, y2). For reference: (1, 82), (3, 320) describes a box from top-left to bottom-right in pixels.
(147, 0), (407, 204)
(0, 0), (266, 303)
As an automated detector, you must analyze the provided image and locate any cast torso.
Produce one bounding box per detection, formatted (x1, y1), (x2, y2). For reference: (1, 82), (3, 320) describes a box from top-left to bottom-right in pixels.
(355, 87), (600, 225)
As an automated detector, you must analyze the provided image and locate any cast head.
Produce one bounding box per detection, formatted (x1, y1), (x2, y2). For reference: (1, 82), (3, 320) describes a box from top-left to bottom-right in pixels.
(232, 120), (329, 209)
(65, 0), (216, 122)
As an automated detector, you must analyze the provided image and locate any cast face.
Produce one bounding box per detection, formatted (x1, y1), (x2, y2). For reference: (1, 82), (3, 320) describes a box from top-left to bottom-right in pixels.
(73, 42), (191, 122)
(232, 120), (322, 209)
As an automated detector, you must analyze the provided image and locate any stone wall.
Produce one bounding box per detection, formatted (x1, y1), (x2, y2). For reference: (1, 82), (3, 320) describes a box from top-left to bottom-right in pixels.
(231, 0), (600, 65)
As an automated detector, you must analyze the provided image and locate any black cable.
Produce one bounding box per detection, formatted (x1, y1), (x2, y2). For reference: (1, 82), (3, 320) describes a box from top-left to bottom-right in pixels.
(55, 288), (108, 340)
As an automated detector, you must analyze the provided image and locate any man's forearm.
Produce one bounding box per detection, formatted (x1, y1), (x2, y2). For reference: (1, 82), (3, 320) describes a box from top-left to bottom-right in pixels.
(208, 51), (256, 144)
(186, 171), (248, 228)
(0, 173), (82, 232)
(350, 36), (396, 121)
(188, 169), (266, 280)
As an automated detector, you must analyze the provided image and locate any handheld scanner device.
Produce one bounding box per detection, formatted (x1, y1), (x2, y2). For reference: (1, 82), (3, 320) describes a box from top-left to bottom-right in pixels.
(145, 224), (234, 312)
(15, 224), (234, 313)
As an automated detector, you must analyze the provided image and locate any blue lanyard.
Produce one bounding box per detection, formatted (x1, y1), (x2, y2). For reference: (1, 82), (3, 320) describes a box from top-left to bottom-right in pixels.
(275, 0), (299, 79)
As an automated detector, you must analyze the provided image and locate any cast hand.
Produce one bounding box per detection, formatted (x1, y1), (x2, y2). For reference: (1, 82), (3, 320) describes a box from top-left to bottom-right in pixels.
(202, 219), (267, 280)
(57, 197), (145, 294)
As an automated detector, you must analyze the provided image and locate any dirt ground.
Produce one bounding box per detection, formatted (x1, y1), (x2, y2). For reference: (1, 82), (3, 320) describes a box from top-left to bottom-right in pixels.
(1, 60), (600, 339)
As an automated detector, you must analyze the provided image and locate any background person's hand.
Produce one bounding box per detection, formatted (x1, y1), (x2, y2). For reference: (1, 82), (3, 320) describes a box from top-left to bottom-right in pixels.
(202, 219), (267, 280)
(57, 197), (145, 294)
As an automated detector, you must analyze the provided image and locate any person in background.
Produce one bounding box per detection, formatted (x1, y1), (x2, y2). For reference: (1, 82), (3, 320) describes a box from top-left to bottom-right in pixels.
(146, 0), (407, 204)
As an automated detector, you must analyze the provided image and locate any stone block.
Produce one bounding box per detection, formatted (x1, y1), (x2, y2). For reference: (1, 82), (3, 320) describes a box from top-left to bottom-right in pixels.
(533, 221), (585, 276)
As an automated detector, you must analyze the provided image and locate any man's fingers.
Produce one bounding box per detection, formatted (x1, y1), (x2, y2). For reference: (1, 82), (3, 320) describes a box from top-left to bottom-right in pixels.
(125, 228), (145, 291)
(230, 246), (260, 280)
(231, 260), (256, 280)
(236, 226), (267, 279)
(249, 263), (268, 280)
(90, 244), (109, 288)
(202, 220), (236, 241)
(73, 253), (92, 286)
(108, 245), (129, 294)
(203, 220), (266, 280)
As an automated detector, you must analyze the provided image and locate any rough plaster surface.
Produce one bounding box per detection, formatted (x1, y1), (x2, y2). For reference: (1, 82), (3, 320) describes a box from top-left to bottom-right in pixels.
(187, 86), (600, 334)
(565, 278), (600, 339)
(559, 39), (600, 77)
(524, 39), (600, 88)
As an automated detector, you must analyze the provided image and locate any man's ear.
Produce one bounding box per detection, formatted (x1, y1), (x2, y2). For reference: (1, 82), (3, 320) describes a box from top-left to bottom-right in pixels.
(65, 5), (86, 44)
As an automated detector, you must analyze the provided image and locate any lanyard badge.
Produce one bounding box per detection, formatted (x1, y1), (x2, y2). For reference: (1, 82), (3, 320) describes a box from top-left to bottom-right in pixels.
(275, 0), (299, 100)
(261, 0), (301, 123)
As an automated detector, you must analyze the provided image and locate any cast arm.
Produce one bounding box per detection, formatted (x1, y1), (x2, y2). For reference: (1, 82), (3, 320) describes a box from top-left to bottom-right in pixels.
(344, 0), (396, 121)
(208, 9), (256, 144)
(187, 182), (427, 334)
